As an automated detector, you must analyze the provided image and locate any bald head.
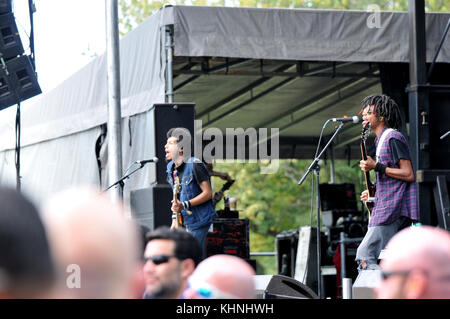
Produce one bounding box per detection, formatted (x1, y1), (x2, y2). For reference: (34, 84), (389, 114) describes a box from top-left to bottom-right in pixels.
(187, 254), (255, 299)
(42, 187), (140, 298)
(377, 226), (450, 299)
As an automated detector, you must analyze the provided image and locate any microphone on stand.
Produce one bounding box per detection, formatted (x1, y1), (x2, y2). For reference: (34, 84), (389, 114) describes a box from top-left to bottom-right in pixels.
(136, 157), (159, 166)
(331, 116), (359, 123)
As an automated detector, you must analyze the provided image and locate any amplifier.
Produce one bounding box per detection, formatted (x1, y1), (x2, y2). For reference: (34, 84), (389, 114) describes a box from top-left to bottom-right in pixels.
(206, 218), (249, 259)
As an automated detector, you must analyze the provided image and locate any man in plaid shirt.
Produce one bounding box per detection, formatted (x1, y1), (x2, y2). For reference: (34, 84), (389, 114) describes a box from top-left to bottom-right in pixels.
(356, 94), (419, 271)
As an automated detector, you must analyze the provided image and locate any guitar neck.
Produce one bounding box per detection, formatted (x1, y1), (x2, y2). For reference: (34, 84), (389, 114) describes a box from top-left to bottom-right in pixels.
(360, 142), (373, 187)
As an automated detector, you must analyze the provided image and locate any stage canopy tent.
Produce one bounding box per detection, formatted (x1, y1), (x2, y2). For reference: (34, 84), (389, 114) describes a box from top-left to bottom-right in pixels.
(0, 5), (448, 204)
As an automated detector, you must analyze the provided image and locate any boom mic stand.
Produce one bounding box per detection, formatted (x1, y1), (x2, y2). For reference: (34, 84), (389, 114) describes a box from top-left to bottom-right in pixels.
(298, 121), (345, 299)
(104, 161), (152, 192)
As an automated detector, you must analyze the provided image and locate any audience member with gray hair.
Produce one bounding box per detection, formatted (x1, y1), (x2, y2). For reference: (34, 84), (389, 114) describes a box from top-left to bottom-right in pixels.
(42, 186), (143, 298)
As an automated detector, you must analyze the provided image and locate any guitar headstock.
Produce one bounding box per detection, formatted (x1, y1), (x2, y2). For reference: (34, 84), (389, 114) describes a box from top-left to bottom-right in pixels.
(361, 123), (371, 143)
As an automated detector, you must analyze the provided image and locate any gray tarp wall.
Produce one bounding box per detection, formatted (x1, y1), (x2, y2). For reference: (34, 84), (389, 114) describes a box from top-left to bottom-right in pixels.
(170, 5), (450, 62)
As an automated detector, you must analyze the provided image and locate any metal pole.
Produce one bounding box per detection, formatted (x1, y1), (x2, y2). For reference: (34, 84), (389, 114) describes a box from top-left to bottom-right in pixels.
(165, 26), (174, 103)
(329, 145), (335, 184)
(342, 278), (353, 299)
(105, 0), (123, 202)
(408, 0), (431, 224)
(314, 166), (322, 298)
(340, 232), (347, 281)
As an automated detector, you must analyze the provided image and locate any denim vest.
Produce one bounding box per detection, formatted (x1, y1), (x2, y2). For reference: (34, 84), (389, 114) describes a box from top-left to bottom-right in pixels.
(167, 157), (216, 230)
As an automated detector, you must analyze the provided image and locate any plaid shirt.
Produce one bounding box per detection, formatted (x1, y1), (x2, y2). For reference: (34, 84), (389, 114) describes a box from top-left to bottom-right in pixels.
(369, 128), (419, 226)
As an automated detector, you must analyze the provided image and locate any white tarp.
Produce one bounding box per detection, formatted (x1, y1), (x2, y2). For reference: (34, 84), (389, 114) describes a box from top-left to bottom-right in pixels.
(0, 8), (166, 205)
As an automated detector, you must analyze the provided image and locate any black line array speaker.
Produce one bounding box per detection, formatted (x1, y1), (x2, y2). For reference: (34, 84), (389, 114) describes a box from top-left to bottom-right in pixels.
(263, 275), (319, 299)
(0, 3), (41, 109)
(0, 0), (12, 15)
(151, 103), (195, 184)
(129, 184), (173, 231)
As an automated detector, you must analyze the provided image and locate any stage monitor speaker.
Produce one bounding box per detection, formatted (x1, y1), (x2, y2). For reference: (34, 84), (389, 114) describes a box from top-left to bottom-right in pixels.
(0, 12), (24, 60)
(263, 275), (319, 299)
(0, 55), (41, 110)
(130, 184), (173, 231)
(150, 103), (195, 184)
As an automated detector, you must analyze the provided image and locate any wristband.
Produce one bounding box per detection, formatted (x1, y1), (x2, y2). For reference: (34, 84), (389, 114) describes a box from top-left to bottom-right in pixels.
(182, 201), (192, 210)
(375, 162), (387, 174)
(171, 213), (177, 219)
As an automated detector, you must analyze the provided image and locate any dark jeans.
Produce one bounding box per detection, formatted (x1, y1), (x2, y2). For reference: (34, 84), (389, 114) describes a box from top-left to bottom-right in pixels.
(186, 223), (211, 260)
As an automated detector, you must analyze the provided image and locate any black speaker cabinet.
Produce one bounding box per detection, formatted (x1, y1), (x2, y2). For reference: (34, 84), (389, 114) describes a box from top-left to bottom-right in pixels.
(264, 275), (319, 299)
(276, 229), (299, 278)
(206, 218), (249, 259)
(130, 184), (173, 231)
(151, 103), (195, 184)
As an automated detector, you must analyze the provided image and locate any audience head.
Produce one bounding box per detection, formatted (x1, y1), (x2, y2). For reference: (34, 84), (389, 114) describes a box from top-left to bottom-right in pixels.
(42, 186), (141, 298)
(143, 226), (201, 299)
(0, 186), (55, 298)
(184, 254), (255, 299)
(376, 225), (450, 299)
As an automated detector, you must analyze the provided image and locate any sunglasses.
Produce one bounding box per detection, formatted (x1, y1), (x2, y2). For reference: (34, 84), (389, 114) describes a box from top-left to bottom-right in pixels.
(380, 270), (411, 281)
(144, 254), (175, 265)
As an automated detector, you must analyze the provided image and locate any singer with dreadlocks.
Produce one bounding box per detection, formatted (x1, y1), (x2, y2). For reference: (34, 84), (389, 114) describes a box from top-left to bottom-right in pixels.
(356, 94), (419, 271)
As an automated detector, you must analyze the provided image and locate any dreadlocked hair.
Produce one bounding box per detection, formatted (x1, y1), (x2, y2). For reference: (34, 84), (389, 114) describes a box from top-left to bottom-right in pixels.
(361, 94), (402, 130)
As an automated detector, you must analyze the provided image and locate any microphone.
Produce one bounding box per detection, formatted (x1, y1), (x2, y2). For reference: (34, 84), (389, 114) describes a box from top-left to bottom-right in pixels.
(136, 157), (159, 166)
(331, 116), (359, 123)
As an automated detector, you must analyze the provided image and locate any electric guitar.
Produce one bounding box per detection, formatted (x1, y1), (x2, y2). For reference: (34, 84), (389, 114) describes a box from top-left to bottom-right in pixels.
(172, 176), (183, 228)
(360, 123), (376, 219)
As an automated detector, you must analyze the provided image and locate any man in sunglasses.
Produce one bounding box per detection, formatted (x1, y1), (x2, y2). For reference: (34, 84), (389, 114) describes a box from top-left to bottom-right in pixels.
(376, 226), (450, 299)
(143, 226), (202, 299)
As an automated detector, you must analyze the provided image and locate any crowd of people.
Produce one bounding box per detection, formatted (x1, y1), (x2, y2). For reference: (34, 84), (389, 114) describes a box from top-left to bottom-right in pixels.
(0, 185), (256, 299)
(0, 184), (449, 299)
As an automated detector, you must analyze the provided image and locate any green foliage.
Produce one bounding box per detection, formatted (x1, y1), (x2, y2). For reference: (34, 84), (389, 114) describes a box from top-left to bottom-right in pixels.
(211, 159), (363, 270)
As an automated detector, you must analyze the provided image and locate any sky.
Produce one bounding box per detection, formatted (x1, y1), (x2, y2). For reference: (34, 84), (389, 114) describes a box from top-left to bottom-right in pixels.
(13, 0), (106, 96)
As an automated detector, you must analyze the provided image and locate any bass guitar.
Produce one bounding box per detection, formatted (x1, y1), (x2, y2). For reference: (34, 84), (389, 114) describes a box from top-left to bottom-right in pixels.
(172, 175), (183, 228)
(360, 123), (376, 219)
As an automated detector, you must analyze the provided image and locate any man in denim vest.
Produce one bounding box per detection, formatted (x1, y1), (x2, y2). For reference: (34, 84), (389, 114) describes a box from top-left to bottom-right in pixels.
(165, 127), (216, 259)
(357, 94), (419, 271)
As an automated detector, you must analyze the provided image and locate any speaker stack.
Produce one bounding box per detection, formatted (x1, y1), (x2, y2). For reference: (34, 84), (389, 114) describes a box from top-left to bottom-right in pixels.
(0, 2), (41, 110)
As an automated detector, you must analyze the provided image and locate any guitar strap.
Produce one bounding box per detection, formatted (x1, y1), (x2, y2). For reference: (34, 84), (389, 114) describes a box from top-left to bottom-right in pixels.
(376, 128), (394, 162)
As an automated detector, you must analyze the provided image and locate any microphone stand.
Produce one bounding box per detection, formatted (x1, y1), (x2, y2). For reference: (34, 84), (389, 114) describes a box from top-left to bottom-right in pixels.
(298, 121), (345, 299)
(104, 162), (147, 192)
(440, 130), (450, 140)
